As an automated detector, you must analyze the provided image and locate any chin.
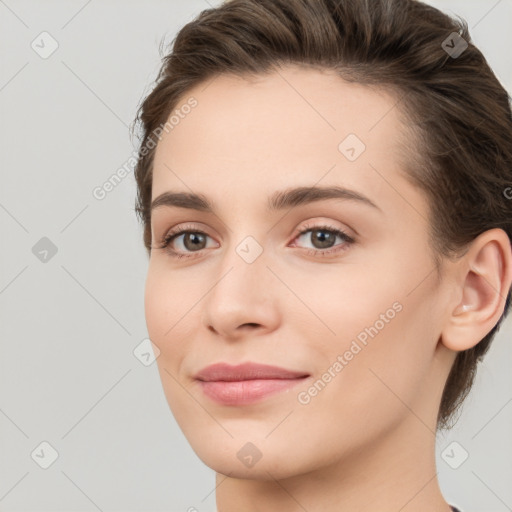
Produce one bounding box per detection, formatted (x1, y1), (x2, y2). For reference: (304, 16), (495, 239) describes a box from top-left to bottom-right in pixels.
(186, 432), (316, 481)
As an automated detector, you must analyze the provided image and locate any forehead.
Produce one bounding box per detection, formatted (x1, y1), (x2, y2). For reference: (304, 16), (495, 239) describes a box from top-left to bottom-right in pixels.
(151, 65), (417, 214)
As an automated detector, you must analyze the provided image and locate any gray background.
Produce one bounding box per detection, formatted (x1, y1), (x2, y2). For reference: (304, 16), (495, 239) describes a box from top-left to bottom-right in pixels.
(0, 0), (511, 510)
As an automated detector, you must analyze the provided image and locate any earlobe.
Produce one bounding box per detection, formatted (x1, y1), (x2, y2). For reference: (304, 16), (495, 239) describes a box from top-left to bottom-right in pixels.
(441, 228), (512, 352)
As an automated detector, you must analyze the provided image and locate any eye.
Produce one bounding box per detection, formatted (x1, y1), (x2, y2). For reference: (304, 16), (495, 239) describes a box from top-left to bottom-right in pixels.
(153, 223), (217, 259)
(290, 222), (355, 257)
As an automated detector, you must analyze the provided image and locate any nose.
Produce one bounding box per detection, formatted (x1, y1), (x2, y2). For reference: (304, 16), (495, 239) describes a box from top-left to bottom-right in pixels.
(200, 240), (280, 340)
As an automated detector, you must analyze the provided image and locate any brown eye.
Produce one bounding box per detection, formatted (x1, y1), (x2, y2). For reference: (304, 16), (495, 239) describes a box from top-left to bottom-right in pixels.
(155, 223), (220, 259)
(179, 232), (207, 251)
(308, 229), (338, 249)
(291, 223), (355, 257)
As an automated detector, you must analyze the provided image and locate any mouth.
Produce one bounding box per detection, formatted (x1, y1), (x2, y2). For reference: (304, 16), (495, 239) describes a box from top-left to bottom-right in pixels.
(194, 362), (310, 406)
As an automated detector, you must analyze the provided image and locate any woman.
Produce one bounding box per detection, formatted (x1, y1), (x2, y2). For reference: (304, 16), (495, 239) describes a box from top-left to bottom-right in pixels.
(132, 0), (512, 510)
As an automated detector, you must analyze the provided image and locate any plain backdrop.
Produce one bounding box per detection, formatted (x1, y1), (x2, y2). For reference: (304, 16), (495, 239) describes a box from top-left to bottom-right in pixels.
(1, 1), (511, 511)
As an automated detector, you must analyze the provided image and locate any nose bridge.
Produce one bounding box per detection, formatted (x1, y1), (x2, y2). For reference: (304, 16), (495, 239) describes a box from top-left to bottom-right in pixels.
(201, 228), (277, 334)
(212, 231), (270, 301)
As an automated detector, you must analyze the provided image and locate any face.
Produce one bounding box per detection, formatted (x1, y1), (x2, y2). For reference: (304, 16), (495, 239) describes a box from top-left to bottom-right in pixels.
(144, 65), (454, 480)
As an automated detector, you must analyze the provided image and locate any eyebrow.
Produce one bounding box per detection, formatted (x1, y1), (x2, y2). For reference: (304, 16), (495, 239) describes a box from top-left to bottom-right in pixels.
(150, 185), (382, 214)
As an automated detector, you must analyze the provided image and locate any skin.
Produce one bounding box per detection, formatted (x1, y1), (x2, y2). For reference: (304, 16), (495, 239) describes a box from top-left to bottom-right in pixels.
(144, 64), (512, 512)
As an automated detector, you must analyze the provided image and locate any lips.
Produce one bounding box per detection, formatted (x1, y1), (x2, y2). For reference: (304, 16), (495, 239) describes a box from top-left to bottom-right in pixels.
(194, 362), (310, 405)
(194, 362), (310, 382)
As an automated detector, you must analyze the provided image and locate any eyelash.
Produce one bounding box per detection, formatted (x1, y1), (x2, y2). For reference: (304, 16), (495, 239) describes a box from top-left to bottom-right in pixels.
(154, 222), (355, 260)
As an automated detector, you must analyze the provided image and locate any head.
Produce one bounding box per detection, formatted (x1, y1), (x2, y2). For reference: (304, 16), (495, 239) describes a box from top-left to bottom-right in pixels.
(132, 0), (512, 478)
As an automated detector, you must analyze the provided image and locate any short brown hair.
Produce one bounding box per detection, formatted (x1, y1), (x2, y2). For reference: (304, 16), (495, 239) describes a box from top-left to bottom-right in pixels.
(132, 0), (512, 430)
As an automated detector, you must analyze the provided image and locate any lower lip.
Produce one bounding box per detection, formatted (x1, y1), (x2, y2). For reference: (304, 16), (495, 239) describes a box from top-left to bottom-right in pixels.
(198, 378), (308, 405)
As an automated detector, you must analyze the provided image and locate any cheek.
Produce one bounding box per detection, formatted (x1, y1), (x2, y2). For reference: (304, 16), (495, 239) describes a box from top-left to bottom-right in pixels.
(297, 259), (435, 420)
(297, 308), (430, 450)
(144, 267), (168, 341)
(288, 263), (397, 346)
(144, 266), (192, 414)
(144, 263), (187, 362)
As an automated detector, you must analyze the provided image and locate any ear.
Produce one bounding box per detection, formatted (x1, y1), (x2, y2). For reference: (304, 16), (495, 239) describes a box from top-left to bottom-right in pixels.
(441, 228), (512, 352)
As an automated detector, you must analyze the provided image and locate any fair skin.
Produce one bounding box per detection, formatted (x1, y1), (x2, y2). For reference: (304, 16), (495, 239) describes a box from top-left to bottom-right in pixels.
(144, 65), (512, 512)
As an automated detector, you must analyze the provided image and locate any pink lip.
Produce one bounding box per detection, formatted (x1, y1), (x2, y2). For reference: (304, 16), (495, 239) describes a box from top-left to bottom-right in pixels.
(194, 362), (310, 406)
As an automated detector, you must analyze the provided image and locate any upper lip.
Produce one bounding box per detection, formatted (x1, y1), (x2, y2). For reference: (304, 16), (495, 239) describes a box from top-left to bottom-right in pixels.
(194, 362), (310, 382)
